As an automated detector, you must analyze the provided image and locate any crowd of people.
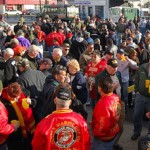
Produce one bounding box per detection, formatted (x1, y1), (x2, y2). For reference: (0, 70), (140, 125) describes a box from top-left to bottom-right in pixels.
(0, 13), (150, 150)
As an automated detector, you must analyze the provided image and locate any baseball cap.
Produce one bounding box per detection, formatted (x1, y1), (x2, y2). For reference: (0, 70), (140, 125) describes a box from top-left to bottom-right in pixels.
(56, 87), (71, 101)
(117, 49), (124, 54)
(105, 50), (114, 55)
(127, 37), (133, 41)
(17, 58), (30, 68)
(77, 32), (83, 37)
(38, 58), (52, 67)
(107, 58), (118, 68)
(109, 28), (115, 32)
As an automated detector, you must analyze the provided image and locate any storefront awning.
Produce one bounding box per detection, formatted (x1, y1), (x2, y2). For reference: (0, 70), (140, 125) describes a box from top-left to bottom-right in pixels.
(7, 5), (13, 10)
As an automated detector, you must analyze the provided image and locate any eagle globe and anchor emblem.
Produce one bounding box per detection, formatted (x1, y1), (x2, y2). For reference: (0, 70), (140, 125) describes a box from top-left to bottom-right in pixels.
(54, 126), (77, 148)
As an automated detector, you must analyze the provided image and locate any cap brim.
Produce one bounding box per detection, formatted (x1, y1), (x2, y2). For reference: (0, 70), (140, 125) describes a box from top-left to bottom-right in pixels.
(110, 64), (118, 68)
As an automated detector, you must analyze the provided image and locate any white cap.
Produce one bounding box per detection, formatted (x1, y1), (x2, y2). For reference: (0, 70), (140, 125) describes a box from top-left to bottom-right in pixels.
(4, 48), (14, 56)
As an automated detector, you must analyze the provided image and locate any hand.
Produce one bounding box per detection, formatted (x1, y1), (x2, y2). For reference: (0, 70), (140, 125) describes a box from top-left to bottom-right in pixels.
(84, 75), (88, 80)
(146, 112), (150, 119)
(125, 56), (129, 60)
(65, 73), (70, 83)
(26, 98), (32, 105)
(11, 120), (20, 131)
(113, 83), (119, 90)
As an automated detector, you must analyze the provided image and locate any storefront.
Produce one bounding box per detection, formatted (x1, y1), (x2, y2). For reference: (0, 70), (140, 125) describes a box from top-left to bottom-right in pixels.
(2, 0), (57, 11)
(73, 0), (109, 20)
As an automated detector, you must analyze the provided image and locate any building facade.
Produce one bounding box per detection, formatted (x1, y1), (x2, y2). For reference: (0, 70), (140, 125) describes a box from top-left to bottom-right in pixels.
(0, 0), (57, 11)
(69, 0), (109, 19)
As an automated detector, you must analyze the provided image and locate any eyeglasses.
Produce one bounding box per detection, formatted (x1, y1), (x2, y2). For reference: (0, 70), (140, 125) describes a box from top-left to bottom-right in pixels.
(65, 48), (69, 51)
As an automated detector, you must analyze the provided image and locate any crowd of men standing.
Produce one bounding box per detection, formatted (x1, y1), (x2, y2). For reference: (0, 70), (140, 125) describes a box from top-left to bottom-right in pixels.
(0, 13), (150, 150)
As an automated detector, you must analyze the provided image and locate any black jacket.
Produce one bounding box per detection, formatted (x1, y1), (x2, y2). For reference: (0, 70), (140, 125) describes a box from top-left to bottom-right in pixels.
(17, 68), (46, 99)
(2, 58), (18, 87)
(40, 75), (59, 119)
(70, 71), (88, 104)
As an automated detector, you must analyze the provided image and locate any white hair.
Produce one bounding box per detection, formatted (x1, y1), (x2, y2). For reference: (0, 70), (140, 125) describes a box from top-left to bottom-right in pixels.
(28, 45), (40, 53)
(55, 98), (71, 108)
(4, 48), (14, 56)
(53, 48), (62, 56)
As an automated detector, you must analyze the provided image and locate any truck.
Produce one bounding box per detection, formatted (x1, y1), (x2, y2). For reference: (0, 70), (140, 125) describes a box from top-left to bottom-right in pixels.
(108, 6), (150, 23)
(40, 4), (79, 22)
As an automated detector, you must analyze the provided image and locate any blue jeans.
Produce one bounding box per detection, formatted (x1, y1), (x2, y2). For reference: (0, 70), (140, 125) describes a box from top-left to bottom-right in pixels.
(91, 135), (118, 150)
(0, 142), (8, 150)
(140, 27), (146, 37)
(91, 98), (96, 109)
(133, 94), (150, 135)
(47, 46), (54, 57)
(121, 82), (129, 104)
(116, 32), (124, 46)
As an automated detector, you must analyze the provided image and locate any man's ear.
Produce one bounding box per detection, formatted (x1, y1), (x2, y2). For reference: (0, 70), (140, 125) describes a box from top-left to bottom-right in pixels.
(54, 74), (58, 80)
(98, 86), (102, 94)
(54, 98), (56, 104)
(69, 100), (72, 106)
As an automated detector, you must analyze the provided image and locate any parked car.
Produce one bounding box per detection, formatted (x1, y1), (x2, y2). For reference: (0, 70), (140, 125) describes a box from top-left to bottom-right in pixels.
(22, 9), (34, 15)
(4, 10), (22, 16)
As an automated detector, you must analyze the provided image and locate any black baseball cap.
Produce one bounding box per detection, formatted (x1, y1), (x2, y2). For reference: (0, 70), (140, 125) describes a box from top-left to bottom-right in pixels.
(56, 87), (71, 101)
(107, 58), (118, 68)
(117, 49), (124, 54)
(105, 50), (114, 55)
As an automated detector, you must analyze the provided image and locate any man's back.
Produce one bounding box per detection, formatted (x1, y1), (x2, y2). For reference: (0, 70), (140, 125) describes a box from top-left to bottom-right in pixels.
(32, 110), (90, 150)
(17, 69), (46, 98)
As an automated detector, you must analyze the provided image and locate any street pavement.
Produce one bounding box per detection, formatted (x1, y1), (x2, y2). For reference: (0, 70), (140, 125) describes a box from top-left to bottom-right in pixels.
(4, 15), (36, 26)
(86, 105), (148, 150)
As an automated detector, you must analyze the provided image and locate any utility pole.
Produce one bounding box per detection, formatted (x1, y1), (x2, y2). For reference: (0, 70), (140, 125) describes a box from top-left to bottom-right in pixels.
(39, 0), (42, 12)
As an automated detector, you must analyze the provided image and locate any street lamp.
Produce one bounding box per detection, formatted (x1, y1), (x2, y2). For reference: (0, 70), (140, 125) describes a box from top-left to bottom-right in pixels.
(138, 1), (142, 17)
(5, 0), (7, 10)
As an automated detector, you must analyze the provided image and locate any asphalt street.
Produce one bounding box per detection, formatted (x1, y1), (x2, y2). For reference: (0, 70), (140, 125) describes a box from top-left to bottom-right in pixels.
(4, 15), (36, 26)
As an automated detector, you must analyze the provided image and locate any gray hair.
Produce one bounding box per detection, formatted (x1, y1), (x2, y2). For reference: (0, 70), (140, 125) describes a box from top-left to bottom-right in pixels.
(53, 48), (62, 56)
(55, 98), (71, 108)
(17, 30), (24, 36)
(4, 48), (14, 56)
(28, 45), (40, 53)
